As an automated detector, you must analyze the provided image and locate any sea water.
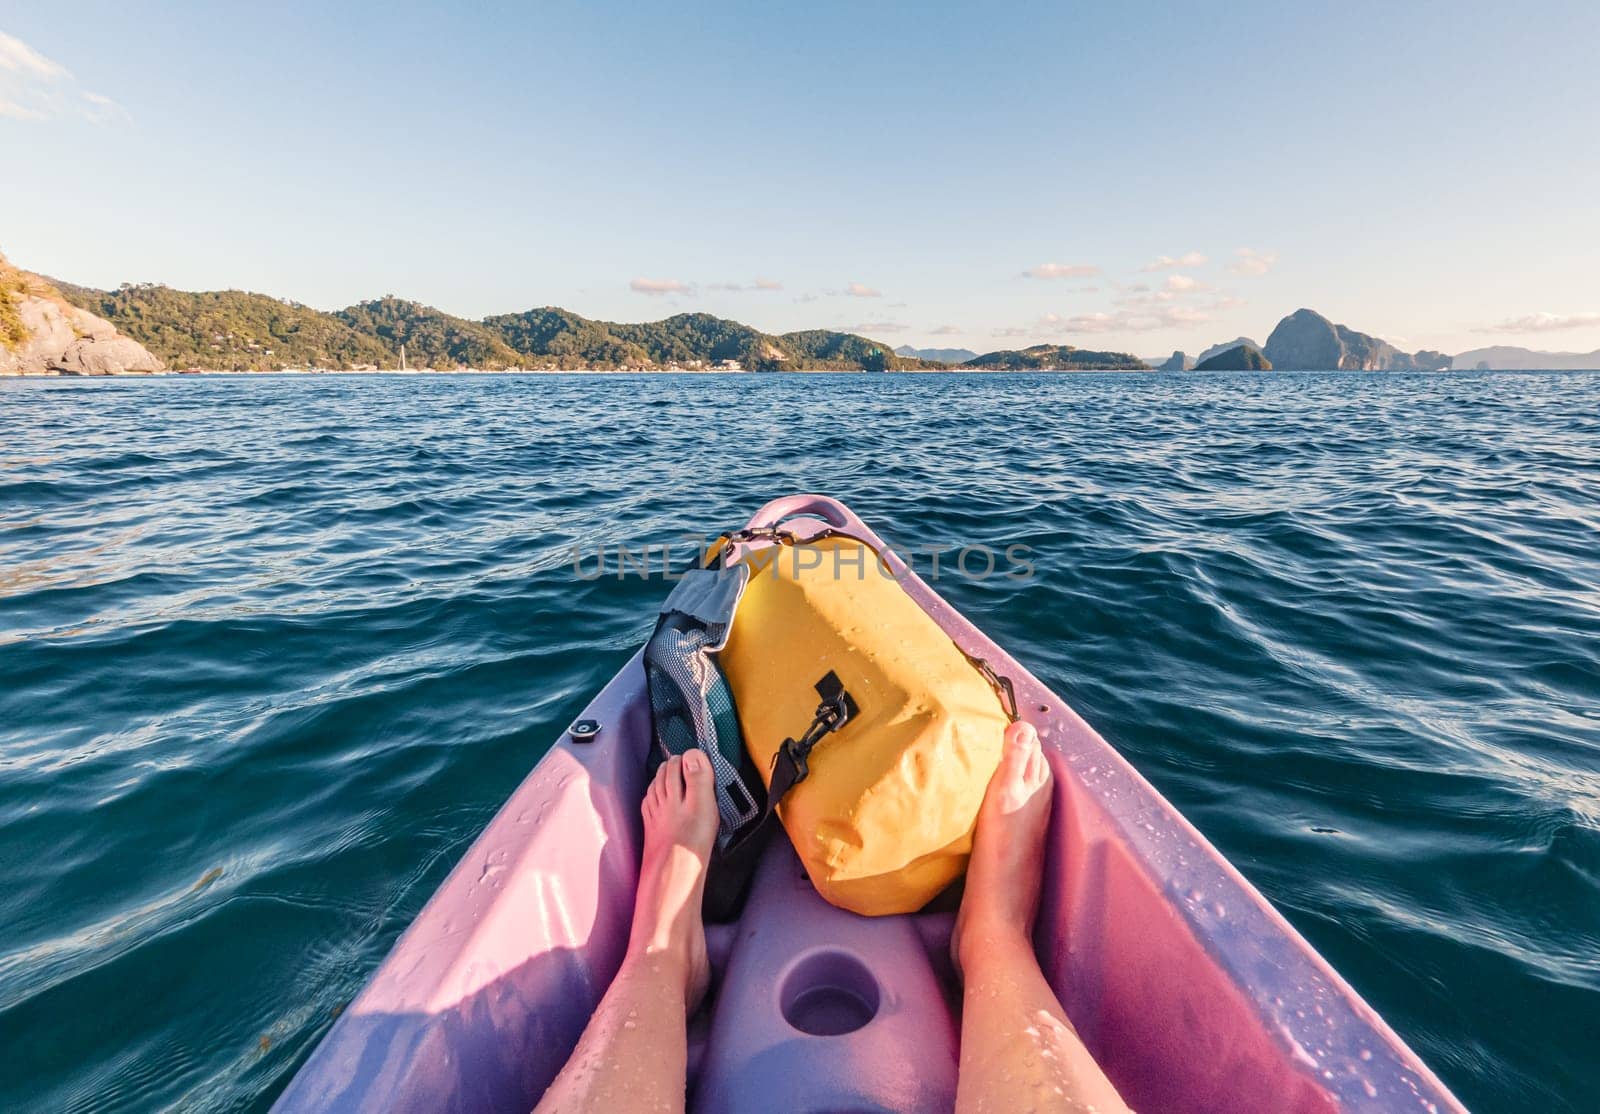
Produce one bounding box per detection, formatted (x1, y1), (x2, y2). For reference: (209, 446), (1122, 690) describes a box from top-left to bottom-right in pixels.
(1, 370), (1596, 1112)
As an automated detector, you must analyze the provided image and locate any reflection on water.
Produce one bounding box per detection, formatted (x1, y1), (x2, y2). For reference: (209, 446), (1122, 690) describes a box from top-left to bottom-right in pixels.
(1, 370), (1597, 1112)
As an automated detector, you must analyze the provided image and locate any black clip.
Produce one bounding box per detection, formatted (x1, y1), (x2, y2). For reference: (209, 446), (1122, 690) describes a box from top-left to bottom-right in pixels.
(812, 670), (859, 731)
(966, 655), (1019, 722)
(771, 671), (857, 795)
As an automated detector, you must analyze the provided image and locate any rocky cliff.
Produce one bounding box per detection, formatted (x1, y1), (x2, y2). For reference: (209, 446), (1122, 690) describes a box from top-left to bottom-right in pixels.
(1263, 308), (1410, 370)
(1198, 336), (1261, 363)
(1409, 350), (1453, 371)
(0, 253), (163, 375)
(1195, 343), (1272, 371)
(1156, 350), (1194, 371)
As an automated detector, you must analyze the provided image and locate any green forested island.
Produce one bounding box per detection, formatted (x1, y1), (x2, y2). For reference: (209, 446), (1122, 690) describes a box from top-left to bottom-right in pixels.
(1194, 343), (1272, 371)
(10, 256), (1596, 375)
(43, 279), (1161, 373)
(961, 344), (1149, 371)
(48, 282), (941, 372)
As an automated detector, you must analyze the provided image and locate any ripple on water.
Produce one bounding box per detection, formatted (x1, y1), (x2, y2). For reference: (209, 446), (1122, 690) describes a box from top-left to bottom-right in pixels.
(0, 370), (1597, 1112)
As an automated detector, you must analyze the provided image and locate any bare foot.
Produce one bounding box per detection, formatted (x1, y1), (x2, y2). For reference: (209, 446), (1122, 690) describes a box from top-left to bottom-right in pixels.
(628, 751), (718, 1011)
(953, 720), (1053, 978)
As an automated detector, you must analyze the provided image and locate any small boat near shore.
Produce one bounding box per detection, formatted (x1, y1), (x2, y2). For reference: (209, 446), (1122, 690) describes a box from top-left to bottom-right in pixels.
(273, 495), (1465, 1114)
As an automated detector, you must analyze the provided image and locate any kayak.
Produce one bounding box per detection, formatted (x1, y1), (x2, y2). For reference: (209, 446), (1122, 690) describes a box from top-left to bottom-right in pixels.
(273, 495), (1465, 1114)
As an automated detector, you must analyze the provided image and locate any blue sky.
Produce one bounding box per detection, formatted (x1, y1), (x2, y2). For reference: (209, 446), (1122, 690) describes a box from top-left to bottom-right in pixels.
(4, 0), (1598, 355)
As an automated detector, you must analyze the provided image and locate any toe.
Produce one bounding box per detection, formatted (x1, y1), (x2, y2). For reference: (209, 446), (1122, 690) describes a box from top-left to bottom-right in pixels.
(1025, 745), (1049, 787)
(682, 749), (712, 800)
(664, 755), (684, 802)
(1007, 720), (1039, 750)
(998, 721), (1035, 780)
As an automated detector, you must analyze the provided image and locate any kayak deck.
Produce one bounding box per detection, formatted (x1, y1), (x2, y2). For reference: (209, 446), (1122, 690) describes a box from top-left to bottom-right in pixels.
(273, 495), (1464, 1113)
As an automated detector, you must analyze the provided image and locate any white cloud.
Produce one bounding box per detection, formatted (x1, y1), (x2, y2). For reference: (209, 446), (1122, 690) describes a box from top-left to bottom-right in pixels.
(838, 321), (908, 334)
(1004, 303), (1216, 339)
(0, 97), (43, 120)
(930, 324), (962, 336)
(1114, 276), (1209, 307)
(0, 31), (123, 123)
(1472, 311), (1600, 334)
(845, 282), (882, 298)
(1022, 262), (1100, 280)
(0, 31), (68, 79)
(707, 277), (784, 293)
(630, 277), (691, 296)
(1228, 248), (1277, 277)
(991, 326), (1030, 338)
(1140, 251), (1207, 272)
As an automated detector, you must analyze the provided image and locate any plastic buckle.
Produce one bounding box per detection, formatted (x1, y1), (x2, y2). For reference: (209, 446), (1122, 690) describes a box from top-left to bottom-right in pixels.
(813, 671), (859, 728)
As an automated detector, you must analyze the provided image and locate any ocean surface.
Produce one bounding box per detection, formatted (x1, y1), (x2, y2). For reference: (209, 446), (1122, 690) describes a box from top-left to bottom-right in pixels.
(1, 370), (1597, 1113)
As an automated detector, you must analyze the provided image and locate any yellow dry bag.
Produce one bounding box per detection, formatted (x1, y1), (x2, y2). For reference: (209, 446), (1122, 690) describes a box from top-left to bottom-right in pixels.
(718, 534), (1014, 916)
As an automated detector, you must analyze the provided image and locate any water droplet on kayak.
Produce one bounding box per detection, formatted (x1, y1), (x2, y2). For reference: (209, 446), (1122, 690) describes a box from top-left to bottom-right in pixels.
(1362, 1080), (1379, 1099)
(623, 1019), (637, 1030)
(1212, 902), (1226, 917)
(1359, 1048), (1373, 1061)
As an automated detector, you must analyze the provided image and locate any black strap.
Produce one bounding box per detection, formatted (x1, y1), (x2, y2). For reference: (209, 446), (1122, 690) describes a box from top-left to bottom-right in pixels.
(727, 671), (857, 851)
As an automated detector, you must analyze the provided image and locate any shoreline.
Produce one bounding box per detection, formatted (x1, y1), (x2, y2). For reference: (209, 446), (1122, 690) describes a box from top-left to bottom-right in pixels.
(4, 366), (1574, 380)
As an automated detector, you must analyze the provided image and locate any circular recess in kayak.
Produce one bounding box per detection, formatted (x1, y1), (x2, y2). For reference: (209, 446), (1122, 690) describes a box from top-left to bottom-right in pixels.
(779, 950), (881, 1036)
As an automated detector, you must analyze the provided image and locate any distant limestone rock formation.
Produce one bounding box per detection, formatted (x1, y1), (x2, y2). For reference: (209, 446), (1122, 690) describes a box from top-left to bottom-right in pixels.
(1156, 350), (1194, 371)
(895, 344), (979, 364)
(1, 253), (163, 375)
(1194, 343), (1272, 371)
(1198, 336), (1260, 363)
(1264, 308), (1413, 370)
(1265, 309), (1363, 369)
(1450, 345), (1595, 370)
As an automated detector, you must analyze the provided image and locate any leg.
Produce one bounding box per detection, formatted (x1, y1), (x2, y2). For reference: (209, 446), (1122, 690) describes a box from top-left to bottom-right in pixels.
(534, 751), (717, 1113)
(953, 722), (1132, 1114)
